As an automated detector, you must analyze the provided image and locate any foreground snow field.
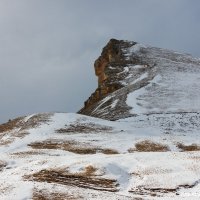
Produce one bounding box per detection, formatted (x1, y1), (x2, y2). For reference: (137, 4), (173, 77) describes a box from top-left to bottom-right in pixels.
(0, 112), (200, 199)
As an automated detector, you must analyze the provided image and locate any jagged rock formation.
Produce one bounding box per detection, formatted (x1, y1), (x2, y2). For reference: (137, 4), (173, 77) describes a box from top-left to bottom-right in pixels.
(79, 39), (124, 111)
(79, 39), (200, 120)
(79, 39), (135, 110)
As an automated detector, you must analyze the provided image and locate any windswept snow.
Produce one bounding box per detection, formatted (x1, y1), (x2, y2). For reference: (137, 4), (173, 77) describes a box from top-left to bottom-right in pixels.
(124, 42), (200, 115)
(0, 112), (200, 199)
(130, 71), (149, 85)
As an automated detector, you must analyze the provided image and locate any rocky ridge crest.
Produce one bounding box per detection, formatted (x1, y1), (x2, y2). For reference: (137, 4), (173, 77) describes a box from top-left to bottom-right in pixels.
(79, 38), (200, 120)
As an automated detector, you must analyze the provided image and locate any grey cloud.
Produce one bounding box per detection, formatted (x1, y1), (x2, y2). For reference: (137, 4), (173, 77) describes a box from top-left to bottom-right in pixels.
(0, 0), (200, 122)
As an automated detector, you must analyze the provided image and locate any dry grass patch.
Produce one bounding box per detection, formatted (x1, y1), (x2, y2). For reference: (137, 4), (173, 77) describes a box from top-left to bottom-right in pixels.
(57, 122), (112, 134)
(101, 148), (119, 154)
(28, 139), (119, 155)
(11, 150), (47, 157)
(129, 182), (198, 197)
(28, 139), (97, 154)
(78, 165), (97, 177)
(0, 113), (52, 146)
(33, 189), (80, 200)
(0, 138), (14, 146)
(0, 113), (52, 133)
(177, 142), (200, 151)
(0, 117), (23, 133)
(21, 113), (53, 130)
(0, 131), (29, 146)
(128, 140), (169, 152)
(25, 169), (119, 192)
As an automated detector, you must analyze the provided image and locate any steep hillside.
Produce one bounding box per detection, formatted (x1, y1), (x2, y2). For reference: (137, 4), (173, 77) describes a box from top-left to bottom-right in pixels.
(79, 39), (200, 121)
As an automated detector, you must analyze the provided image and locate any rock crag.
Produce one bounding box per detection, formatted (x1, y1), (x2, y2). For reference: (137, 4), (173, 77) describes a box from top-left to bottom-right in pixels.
(79, 39), (134, 110)
(79, 38), (200, 121)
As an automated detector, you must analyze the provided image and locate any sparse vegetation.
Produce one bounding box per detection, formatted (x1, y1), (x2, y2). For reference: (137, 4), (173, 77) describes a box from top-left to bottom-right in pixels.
(101, 148), (119, 154)
(0, 113), (53, 146)
(129, 182), (198, 197)
(11, 150), (47, 157)
(33, 189), (79, 200)
(0, 113), (52, 133)
(28, 139), (119, 155)
(128, 140), (169, 152)
(28, 140), (97, 154)
(25, 169), (119, 192)
(0, 117), (23, 133)
(57, 122), (112, 134)
(0, 131), (29, 146)
(21, 113), (53, 130)
(176, 142), (200, 151)
(79, 165), (97, 177)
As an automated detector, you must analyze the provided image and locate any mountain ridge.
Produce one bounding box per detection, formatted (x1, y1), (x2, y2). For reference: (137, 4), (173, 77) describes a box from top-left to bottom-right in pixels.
(79, 39), (200, 121)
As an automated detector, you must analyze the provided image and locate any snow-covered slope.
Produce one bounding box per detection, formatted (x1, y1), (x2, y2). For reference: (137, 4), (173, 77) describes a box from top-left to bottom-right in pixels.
(79, 39), (200, 121)
(0, 112), (200, 199)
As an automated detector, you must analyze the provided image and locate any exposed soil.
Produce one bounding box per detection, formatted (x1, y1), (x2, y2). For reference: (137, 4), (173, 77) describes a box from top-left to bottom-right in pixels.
(57, 122), (112, 134)
(177, 142), (200, 151)
(28, 139), (119, 155)
(128, 140), (169, 152)
(25, 169), (119, 192)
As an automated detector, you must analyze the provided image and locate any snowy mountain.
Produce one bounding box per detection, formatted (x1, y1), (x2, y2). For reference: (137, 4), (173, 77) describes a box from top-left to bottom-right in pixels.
(79, 39), (200, 121)
(0, 39), (200, 199)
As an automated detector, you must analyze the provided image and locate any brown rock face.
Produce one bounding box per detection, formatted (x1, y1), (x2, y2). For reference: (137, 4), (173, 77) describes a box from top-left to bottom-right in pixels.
(94, 39), (122, 86)
(79, 39), (128, 110)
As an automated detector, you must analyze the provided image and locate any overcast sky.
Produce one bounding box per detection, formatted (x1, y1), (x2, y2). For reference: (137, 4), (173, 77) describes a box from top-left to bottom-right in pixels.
(0, 0), (200, 123)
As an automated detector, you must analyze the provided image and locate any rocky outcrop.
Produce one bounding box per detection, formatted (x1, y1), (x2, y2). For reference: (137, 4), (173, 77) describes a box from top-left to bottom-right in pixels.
(79, 38), (200, 121)
(79, 39), (135, 110)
